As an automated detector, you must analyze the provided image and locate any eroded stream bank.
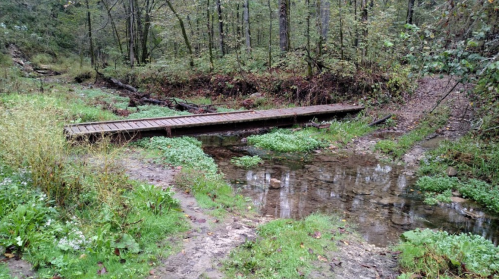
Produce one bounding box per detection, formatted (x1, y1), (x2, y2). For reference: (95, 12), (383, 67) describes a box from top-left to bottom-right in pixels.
(200, 135), (499, 247)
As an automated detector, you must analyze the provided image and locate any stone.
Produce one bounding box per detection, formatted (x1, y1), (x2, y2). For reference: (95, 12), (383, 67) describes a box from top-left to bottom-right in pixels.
(269, 178), (281, 189)
(451, 197), (468, 203)
(391, 215), (413, 226)
(377, 197), (404, 206)
(446, 167), (458, 177)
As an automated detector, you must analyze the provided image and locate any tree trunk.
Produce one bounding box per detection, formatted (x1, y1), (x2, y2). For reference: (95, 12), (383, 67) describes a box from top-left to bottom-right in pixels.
(243, 0), (251, 53)
(216, 0), (225, 56)
(134, 0), (143, 64)
(207, 0), (214, 71)
(306, 0), (312, 77)
(278, 0), (290, 51)
(166, 0), (194, 68)
(128, 0), (135, 67)
(85, 0), (95, 68)
(267, 0), (272, 67)
(339, 0), (344, 60)
(102, 0), (123, 56)
(406, 0), (415, 24)
(361, 0), (368, 62)
(141, 0), (151, 64)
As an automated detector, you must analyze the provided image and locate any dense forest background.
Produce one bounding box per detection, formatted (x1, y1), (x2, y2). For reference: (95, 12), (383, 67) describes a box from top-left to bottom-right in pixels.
(0, 0), (498, 131)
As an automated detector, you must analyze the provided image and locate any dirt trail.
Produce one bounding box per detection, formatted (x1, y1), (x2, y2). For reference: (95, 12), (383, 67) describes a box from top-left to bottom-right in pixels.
(350, 75), (473, 167)
(121, 155), (267, 279)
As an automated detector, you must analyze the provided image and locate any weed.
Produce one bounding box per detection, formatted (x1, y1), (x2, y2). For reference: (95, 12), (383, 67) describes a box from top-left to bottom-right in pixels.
(247, 129), (322, 152)
(231, 155), (263, 169)
(0, 262), (9, 278)
(134, 136), (219, 177)
(128, 105), (190, 119)
(224, 214), (349, 278)
(396, 229), (499, 278)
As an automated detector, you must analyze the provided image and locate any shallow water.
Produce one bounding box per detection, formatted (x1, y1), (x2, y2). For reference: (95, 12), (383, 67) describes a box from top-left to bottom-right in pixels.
(200, 135), (499, 247)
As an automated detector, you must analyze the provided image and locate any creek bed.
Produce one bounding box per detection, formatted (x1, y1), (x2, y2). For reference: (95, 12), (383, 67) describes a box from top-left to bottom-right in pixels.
(199, 135), (499, 247)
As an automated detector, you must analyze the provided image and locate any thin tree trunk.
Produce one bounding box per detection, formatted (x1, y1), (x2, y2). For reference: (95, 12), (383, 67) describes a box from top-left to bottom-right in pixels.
(207, 0), (214, 71)
(339, 0), (344, 60)
(134, 0), (143, 64)
(85, 0), (95, 68)
(243, 0), (251, 53)
(128, 0), (135, 67)
(361, 0), (368, 63)
(216, 0), (225, 56)
(406, 0), (415, 24)
(306, 0), (312, 77)
(166, 0), (194, 68)
(141, 0), (151, 63)
(102, 0), (123, 56)
(267, 0), (272, 67)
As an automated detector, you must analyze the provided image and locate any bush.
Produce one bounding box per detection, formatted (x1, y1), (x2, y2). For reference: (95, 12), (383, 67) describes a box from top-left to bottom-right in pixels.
(396, 229), (499, 278)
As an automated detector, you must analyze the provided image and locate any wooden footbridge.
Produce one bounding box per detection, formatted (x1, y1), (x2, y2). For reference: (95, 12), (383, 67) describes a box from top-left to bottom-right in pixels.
(64, 104), (363, 140)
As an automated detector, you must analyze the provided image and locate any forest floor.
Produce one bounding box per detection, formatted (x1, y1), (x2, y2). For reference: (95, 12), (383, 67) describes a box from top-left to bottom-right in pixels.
(3, 73), (472, 279)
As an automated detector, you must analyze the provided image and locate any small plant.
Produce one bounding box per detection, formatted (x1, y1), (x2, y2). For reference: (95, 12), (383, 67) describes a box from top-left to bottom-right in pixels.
(128, 105), (190, 119)
(134, 136), (219, 177)
(247, 129), (322, 152)
(395, 229), (499, 278)
(133, 184), (178, 215)
(231, 155), (263, 169)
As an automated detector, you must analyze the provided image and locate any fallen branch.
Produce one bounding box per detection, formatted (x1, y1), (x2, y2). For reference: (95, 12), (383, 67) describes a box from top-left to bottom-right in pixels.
(369, 115), (392, 126)
(429, 80), (461, 114)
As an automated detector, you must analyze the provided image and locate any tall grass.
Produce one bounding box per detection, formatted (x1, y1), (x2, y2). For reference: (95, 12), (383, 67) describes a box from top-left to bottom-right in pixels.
(0, 99), (77, 205)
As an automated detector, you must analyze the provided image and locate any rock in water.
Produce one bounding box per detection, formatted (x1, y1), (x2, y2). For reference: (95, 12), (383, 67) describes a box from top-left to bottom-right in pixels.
(446, 167), (458, 177)
(269, 178), (281, 189)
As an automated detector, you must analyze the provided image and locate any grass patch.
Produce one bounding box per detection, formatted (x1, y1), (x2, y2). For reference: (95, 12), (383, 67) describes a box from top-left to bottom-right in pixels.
(174, 169), (248, 219)
(231, 155), (263, 169)
(395, 229), (499, 278)
(134, 136), (218, 177)
(375, 109), (450, 158)
(247, 119), (373, 153)
(0, 262), (9, 278)
(224, 214), (349, 278)
(416, 136), (499, 211)
(247, 129), (323, 152)
(415, 176), (499, 212)
(128, 105), (190, 119)
(0, 86), (188, 278)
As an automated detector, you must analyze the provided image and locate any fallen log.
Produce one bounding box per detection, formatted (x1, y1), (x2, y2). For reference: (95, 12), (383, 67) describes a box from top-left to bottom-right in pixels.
(369, 115), (392, 126)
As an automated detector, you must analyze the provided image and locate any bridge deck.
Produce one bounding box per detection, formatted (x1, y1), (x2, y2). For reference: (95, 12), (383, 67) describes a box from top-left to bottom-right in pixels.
(64, 104), (363, 140)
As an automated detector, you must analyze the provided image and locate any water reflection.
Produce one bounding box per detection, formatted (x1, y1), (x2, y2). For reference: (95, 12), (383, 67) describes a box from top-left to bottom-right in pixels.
(216, 152), (499, 247)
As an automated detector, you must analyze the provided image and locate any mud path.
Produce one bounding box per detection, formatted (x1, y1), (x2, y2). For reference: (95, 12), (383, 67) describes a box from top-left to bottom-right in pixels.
(121, 154), (267, 279)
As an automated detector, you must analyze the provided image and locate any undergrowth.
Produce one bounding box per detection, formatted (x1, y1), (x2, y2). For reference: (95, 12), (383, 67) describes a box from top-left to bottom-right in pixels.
(0, 88), (188, 278)
(247, 119), (372, 153)
(134, 136), (218, 177)
(127, 105), (190, 119)
(416, 136), (499, 212)
(224, 214), (350, 278)
(396, 229), (499, 278)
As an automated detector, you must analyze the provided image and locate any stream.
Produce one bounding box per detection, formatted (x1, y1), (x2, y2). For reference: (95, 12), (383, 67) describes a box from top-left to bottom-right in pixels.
(200, 135), (499, 247)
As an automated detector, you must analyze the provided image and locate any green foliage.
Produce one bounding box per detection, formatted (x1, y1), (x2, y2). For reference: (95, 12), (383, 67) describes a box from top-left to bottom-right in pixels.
(133, 184), (178, 215)
(459, 179), (499, 213)
(416, 176), (459, 193)
(225, 214), (349, 278)
(396, 229), (499, 278)
(128, 105), (190, 119)
(247, 129), (322, 152)
(419, 136), (499, 185)
(134, 136), (218, 177)
(231, 155), (263, 169)
(0, 262), (9, 278)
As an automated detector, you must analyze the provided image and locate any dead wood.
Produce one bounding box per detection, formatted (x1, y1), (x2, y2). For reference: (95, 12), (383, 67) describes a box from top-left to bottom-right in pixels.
(369, 115), (392, 126)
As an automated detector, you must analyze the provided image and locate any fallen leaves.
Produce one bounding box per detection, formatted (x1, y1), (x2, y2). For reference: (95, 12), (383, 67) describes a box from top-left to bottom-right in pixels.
(317, 255), (328, 262)
(97, 263), (107, 275)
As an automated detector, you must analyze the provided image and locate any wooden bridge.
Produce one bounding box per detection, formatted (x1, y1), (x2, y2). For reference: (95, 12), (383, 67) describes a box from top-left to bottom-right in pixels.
(64, 104), (363, 140)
